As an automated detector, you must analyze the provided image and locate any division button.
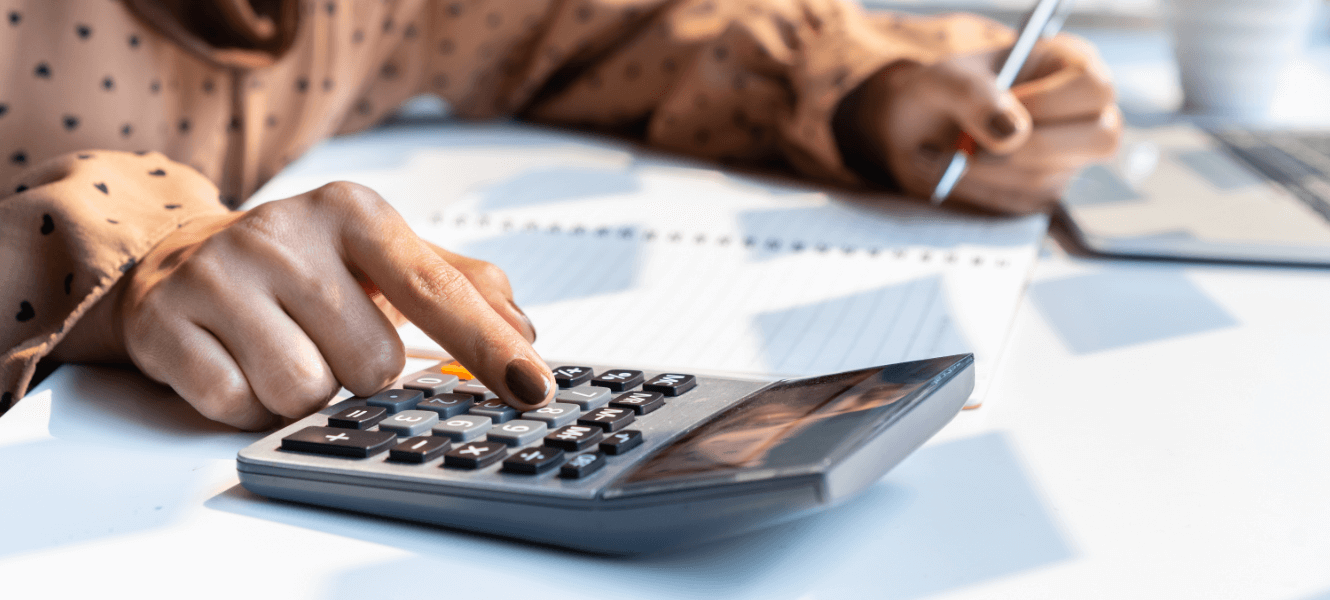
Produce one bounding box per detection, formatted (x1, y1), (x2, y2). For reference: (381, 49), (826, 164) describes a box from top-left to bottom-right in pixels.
(643, 373), (697, 396)
(502, 446), (566, 474)
(560, 451), (607, 479)
(281, 426), (396, 458)
(455, 381), (498, 402)
(375, 409), (439, 436)
(444, 441), (508, 469)
(577, 407), (635, 432)
(388, 436), (450, 463)
(327, 405), (388, 429)
(416, 393), (474, 418)
(470, 399), (518, 423)
(522, 402), (580, 427)
(486, 419), (549, 446)
(364, 389), (424, 414)
(551, 366), (594, 388)
(609, 391), (666, 415)
(590, 369), (645, 392)
(599, 429), (644, 455)
(555, 385), (610, 410)
(544, 424), (604, 452)
(431, 415), (492, 442)
(400, 371), (459, 396)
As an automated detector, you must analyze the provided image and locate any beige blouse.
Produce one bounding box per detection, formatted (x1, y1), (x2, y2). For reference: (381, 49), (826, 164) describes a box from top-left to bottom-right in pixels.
(0, 0), (1013, 414)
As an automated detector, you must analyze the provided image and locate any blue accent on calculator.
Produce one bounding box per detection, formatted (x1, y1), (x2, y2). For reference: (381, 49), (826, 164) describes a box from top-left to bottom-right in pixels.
(236, 354), (974, 554)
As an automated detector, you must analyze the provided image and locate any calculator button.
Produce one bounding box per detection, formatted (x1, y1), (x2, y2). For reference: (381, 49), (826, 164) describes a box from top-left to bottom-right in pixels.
(455, 381), (497, 402)
(560, 451), (607, 479)
(375, 410), (439, 436)
(327, 405), (388, 429)
(400, 372), (459, 396)
(544, 424), (604, 451)
(364, 389), (424, 414)
(486, 419), (548, 446)
(388, 436), (450, 463)
(599, 429), (644, 455)
(416, 393), (474, 418)
(590, 369), (645, 392)
(551, 366), (594, 388)
(609, 391), (665, 415)
(502, 446), (565, 474)
(470, 399), (518, 423)
(444, 441), (508, 469)
(431, 415), (492, 442)
(555, 385), (610, 409)
(642, 373), (697, 396)
(281, 426), (396, 458)
(522, 402), (580, 427)
(577, 407), (635, 432)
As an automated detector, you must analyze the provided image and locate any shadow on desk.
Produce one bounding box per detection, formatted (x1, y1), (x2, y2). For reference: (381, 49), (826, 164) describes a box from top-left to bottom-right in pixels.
(204, 432), (1072, 600)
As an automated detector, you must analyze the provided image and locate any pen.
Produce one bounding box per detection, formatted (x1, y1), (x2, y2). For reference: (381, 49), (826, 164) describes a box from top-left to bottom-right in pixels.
(930, 0), (1075, 204)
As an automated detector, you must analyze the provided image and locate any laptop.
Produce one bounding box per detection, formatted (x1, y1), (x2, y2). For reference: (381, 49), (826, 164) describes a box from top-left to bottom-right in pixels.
(1057, 120), (1330, 267)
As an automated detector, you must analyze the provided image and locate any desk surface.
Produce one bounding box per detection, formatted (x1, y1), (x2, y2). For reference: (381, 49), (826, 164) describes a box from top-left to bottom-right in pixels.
(4, 18), (1330, 600)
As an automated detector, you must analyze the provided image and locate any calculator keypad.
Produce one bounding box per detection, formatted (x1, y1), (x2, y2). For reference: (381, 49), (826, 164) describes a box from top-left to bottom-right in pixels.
(327, 405), (387, 429)
(591, 369), (645, 392)
(487, 420), (548, 446)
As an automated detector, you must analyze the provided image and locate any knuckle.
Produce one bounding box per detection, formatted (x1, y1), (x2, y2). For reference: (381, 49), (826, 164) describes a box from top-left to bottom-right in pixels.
(405, 259), (473, 305)
(266, 366), (338, 419)
(193, 374), (259, 426)
(468, 259), (512, 293)
(313, 181), (387, 217)
(344, 338), (406, 395)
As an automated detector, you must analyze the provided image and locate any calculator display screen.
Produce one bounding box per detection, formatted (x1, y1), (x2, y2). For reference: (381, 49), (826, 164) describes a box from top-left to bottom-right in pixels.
(618, 358), (953, 488)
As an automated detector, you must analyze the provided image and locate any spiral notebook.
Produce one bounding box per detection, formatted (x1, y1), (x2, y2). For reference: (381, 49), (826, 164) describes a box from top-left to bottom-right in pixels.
(250, 122), (1048, 407)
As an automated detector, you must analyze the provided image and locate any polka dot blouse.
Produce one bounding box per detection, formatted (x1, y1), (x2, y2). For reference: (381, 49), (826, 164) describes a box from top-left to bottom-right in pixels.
(0, 0), (1006, 413)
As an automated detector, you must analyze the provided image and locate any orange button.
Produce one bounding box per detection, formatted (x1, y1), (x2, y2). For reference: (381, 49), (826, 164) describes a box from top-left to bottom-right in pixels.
(438, 361), (474, 380)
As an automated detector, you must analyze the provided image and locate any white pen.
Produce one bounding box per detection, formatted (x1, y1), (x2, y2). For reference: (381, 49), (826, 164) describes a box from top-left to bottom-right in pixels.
(930, 0), (1075, 204)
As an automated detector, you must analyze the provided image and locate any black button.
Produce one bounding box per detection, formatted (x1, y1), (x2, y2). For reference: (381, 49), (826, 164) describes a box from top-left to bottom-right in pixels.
(364, 389), (424, 413)
(552, 365), (594, 388)
(400, 371), (459, 396)
(388, 436), (450, 463)
(560, 451), (607, 478)
(590, 369), (644, 391)
(416, 393), (474, 418)
(599, 429), (643, 455)
(281, 426), (396, 458)
(609, 391), (665, 415)
(327, 405), (387, 429)
(544, 424), (604, 451)
(577, 407), (635, 432)
(501, 446), (565, 474)
(643, 373), (697, 396)
(443, 440), (508, 469)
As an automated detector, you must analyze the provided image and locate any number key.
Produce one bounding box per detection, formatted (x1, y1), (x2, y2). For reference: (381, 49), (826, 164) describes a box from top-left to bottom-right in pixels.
(487, 419), (548, 446)
(577, 407), (635, 432)
(555, 385), (610, 410)
(416, 393), (474, 418)
(431, 415), (492, 442)
(522, 402), (580, 427)
(375, 410), (439, 436)
(400, 371), (459, 396)
(470, 399), (518, 423)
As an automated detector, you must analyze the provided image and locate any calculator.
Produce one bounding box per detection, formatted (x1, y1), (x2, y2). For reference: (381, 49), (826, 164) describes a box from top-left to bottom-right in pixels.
(236, 354), (974, 554)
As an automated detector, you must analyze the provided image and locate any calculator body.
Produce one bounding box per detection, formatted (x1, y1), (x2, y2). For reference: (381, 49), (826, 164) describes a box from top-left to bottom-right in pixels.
(236, 354), (974, 554)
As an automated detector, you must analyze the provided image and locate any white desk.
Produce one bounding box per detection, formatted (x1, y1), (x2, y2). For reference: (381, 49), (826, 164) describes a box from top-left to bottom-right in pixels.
(4, 17), (1330, 600)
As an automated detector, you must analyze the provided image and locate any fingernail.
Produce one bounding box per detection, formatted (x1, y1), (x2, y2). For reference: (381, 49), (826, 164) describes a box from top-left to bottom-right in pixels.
(507, 298), (537, 343)
(988, 111), (1017, 139)
(505, 357), (552, 407)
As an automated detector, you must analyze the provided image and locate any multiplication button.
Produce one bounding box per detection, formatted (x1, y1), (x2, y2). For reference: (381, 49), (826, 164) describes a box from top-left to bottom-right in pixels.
(643, 373), (697, 396)
(559, 452), (607, 478)
(327, 405), (387, 429)
(544, 424), (604, 451)
(443, 441), (508, 469)
(555, 385), (610, 410)
(591, 369), (645, 392)
(610, 391), (665, 415)
(552, 366), (593, 388)
(502, 446), (565, 474)
(577, 407), (635, 432)
(281, 426), (396, 458)
(599, 430), (643, 455)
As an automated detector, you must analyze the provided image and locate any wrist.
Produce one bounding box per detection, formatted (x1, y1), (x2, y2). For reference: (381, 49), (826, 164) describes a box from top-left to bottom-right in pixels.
(832, 60), (921, 189)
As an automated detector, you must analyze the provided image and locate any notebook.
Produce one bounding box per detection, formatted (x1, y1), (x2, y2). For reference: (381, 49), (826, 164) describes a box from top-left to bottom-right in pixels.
(249, 122), (1049, 407)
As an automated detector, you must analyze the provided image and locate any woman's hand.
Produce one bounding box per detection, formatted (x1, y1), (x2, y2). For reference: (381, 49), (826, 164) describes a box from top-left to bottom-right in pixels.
(52, 181), (551, 430)
(853, 33), (1122, 214)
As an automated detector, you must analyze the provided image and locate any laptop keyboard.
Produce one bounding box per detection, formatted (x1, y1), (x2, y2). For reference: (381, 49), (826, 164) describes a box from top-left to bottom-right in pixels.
(1210, 130), (1330, 223)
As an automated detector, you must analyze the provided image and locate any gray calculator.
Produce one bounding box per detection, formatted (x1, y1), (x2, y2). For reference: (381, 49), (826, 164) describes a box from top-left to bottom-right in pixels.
(236, 354), (974, 554)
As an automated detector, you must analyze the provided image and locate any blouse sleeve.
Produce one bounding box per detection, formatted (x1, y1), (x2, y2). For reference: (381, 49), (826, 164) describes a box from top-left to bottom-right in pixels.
(1, 151), (228, 414)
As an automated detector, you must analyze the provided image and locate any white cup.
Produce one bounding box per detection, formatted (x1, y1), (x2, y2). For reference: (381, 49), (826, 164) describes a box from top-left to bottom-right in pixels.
(1164, 0), (1316, 117)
